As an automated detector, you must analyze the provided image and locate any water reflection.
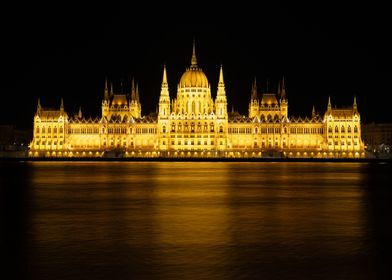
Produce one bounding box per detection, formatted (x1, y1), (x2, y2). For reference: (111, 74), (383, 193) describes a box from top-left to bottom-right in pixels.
(1, 161), (391, 279)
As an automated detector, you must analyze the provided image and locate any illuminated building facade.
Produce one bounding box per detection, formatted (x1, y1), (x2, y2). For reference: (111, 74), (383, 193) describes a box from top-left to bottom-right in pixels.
(29, 43), (365, 158)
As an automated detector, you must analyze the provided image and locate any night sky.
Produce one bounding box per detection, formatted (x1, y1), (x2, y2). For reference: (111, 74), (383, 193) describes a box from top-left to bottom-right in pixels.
(1, 1), (391, 129)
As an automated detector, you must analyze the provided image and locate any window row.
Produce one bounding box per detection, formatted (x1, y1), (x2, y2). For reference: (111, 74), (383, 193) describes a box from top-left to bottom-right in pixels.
(68, 127), (100, 134)
(35, 140), (63, 145)
(36, 126), (63, 134)
(328, 125), (358, 133)
(289, 127), (324, 134)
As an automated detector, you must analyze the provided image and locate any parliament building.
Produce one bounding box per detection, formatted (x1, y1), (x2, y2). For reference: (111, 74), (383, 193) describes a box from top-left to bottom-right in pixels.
(29, 43), (365, 158)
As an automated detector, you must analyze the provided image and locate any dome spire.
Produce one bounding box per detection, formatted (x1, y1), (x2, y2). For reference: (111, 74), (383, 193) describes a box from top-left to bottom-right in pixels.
(191, 39), (197, 67)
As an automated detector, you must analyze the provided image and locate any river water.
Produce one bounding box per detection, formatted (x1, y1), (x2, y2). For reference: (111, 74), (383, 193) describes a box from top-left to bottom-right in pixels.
(1, 161), (392, 279)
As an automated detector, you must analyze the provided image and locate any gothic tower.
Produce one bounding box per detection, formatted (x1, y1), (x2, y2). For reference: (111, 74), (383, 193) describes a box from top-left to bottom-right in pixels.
(158, 65), (171, 119)
(215, 65), (227, 119)
(248, 78), (259, 118)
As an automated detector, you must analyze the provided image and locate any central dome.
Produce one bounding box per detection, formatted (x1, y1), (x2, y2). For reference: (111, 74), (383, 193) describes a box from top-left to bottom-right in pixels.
(179, 68), (209, 88)
(178, 42), (209, 88)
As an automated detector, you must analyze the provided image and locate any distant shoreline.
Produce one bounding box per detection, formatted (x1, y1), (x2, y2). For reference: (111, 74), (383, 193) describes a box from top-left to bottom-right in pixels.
(1, 157), (391, 163)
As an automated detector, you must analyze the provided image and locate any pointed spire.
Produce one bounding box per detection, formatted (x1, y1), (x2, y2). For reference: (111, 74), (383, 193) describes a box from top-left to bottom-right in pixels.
(191, 39), (198, 67)
(110, 82), (114, 96)
(131, 77), (136, 101)
(251, 77), (257, 100)
(60, 98), (64, 111)
(328, 96), (331, 110)
(162, 64), (168, 87)
(281, 76), (286, 99)
(78, 106), (82, 119)
(312, 105), (316, 117)
(218, 64), (224, 85)
(104, 77), (109, 100)
(353, 95), (357, 111)
(136, 83), (140, 103)
(277, 81), (281, 96)
(37, 98), (41, 114)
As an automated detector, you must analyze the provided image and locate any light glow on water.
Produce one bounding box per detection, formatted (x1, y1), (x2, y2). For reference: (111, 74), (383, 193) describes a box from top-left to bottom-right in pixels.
(1, 161), (392, 279)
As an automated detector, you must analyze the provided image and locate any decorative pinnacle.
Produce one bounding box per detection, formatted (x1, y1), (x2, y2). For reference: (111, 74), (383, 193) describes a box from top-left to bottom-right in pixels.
(162, 64), (168, 86)
(219, 64), (224, 85)
(251, 77), (257, 100)
(131, 77), (136, 100)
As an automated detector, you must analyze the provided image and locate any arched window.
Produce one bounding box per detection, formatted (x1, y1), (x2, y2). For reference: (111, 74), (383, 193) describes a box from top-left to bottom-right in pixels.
(354, 125), (358, 133)
(348, 126), (351, 133)
(54, 127), (57, 134)
(36, 127), (40, 133)
(48, 127), (51, 133)
(267, 114), (272, 121)
(42, 127), (45, 133)
(260, 115), (265, 121)
(328, 126), (332, 133)
(335, 126), (339, 133)
(192, 101), (195, 114)
(162, 126), (166, 133)
(219, 126), (223, 133)
(255, 127), (258, 134)
(341, 126), (345, 133)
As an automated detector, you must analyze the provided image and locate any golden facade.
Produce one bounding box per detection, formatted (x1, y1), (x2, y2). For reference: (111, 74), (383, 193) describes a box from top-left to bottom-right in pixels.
(29, 43), (365, 158)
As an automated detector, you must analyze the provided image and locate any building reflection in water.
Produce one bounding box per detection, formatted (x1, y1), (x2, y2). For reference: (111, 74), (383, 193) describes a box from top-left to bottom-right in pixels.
(17, 161), (386, 279)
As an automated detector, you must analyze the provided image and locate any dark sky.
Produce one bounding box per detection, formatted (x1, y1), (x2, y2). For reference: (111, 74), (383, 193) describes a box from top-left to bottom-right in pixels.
(1, 1), (391, 128)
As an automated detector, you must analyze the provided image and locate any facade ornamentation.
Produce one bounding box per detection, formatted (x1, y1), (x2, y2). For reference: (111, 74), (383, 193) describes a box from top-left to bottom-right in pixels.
(29, 42), (364, 158)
